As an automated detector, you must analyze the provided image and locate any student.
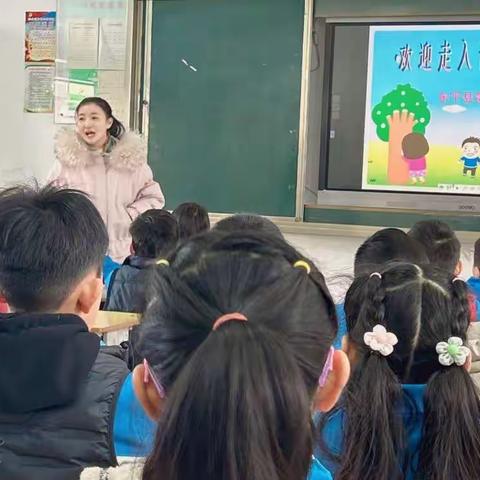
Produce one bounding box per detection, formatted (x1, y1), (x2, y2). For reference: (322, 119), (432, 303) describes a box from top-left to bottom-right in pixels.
(408, 220), (478, 319)
(408, 220), (461, 275)
(334, 228), (428, 348)
(50, 97), (165, 262)
(316, 262), (480, 480)
(105, 209), (178, 313)
(214, 213), (284, 239)
(173, 202), (210, 241)
(131, 230), (350, 480)
(0, 185), (154, 480)
(467, 238), (480, 316)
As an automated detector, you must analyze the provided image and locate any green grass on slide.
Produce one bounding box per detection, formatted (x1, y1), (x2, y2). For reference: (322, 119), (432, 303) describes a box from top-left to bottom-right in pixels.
(366, 141), (480, 190)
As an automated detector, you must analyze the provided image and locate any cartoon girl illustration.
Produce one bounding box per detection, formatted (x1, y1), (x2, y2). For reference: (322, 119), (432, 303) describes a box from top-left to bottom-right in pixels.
(401, 133), (430, 184)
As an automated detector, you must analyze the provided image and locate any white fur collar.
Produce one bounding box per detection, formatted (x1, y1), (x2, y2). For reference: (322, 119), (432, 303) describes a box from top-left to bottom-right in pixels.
(55, 129), (147, 171)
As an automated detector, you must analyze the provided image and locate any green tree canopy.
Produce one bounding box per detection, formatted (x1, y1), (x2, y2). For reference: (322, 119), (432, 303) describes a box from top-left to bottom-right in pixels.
(372, 84), (431, 142)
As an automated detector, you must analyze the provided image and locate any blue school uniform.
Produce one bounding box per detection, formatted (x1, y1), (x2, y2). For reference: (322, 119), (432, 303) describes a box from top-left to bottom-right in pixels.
(314, 384), (425, 479)
(113, 373), (156, 457)
(467, 277), (480, 321)
(103, 255), (120, 288)
(308, 457), (333, 480)
(334, 304), (347, 349)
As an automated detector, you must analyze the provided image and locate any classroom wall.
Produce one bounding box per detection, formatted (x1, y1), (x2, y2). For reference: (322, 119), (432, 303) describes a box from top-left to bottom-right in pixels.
(1, 0), (56, 186)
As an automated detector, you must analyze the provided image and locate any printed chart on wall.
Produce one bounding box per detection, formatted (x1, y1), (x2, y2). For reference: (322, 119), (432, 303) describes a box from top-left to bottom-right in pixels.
(24, 11), (56, 113)
(363, 25), (480, 195)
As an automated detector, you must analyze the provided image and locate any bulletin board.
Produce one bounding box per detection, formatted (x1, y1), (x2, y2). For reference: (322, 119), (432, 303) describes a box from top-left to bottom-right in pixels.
(55, 0), (134, 125)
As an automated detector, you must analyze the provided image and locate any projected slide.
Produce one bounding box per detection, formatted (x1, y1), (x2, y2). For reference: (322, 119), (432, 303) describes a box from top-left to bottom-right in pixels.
(363, 25), (480, 194)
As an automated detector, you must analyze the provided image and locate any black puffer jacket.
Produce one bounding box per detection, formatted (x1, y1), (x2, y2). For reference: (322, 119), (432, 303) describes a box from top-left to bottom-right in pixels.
(105, 256), (155, 313)
(0, 313), (129, 480)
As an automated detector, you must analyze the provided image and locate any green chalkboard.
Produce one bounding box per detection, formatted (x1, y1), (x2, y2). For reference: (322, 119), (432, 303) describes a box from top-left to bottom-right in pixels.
(314, 0), (479, 17)
(148, 0), (304, 216)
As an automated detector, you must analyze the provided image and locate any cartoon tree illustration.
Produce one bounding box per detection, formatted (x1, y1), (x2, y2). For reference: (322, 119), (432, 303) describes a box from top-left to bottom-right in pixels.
(372, 84), (431, 184)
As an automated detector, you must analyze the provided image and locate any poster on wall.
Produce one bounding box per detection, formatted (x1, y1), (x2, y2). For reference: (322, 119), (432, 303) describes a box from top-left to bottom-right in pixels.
(67, 18), (99, 68)
(25, 11), (56, 63)
(362, 25), (480, 195)
(24, 65), (55, 113)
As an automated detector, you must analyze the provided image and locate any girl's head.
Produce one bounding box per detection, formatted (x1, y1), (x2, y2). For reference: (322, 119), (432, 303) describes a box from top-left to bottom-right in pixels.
(75, 97), (125, 148)
(172, 202), (210, 241)
(133, 230), (349, 480)
(402, 132), (430, 159)
(354, 228), (428, 277)
(214, 213), (284, 239)
(326, 262), (480, 480)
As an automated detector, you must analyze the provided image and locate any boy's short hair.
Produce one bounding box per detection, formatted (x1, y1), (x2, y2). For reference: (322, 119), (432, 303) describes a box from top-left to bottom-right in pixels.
(173, 202), (210, 241)
(462, 137), (480, 148)
(408, 220), (460, 273)
(214, 214), (284, 239)
(0, 184), (108, 311)
(130, 209), (178, 258)
(355, 228), (428, 277)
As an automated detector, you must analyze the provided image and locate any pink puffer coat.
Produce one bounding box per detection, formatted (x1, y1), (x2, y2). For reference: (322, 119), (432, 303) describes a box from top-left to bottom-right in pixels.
(50, 130), (165, 262)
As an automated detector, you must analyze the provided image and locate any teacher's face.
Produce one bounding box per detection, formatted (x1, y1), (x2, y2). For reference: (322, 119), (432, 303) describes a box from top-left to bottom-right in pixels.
(75, 103), (113, 149)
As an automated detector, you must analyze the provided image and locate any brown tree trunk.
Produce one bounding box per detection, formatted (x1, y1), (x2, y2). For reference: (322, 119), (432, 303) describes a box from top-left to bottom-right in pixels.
(387, 110), (416, 185)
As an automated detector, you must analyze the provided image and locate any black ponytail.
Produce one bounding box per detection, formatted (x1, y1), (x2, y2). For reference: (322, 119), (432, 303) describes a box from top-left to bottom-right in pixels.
(75, 97), (125, 139)
(330, 274), (405, 480)
(416, 279), (480, 480)
(138, 230), (338, 480)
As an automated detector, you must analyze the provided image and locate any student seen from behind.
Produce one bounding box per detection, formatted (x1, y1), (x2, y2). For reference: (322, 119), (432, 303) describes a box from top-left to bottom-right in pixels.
(0, 185), (154, 480)
(105, 209), (178, 313)
(173, 202), (210, 241)
(408, 219), (478, 320)
(334, 228), (428, 348)
(132, 230), (350, 480)
(408, 219), (461, 275)
(214, 213), (284, 239)
(316, 262), (480, 480)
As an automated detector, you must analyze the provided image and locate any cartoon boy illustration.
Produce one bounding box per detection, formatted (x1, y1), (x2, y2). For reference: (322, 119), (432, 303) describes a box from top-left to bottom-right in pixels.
(402, 133), (429, 184)
(460, 137), (480, 178)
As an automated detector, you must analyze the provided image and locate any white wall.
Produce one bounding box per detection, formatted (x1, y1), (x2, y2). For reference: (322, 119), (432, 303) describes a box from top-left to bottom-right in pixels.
(0, 0), (56, 186)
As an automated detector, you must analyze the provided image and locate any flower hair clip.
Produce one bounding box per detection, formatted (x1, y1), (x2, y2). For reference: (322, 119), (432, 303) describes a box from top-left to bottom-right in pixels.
(364, 325), (398, 356)
(436, 337), (470, 367)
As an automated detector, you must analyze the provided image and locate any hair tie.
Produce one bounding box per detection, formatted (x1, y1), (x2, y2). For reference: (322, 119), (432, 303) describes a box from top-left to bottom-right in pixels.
(156, 259), (170, 267)
(294, 260), (311, 274)
(318, 346), (334, 387)
(212, 312), (248, 331)
(452, 277), (463, 284)
(369, 272), (382, 280)
(364, 325), (398, 356)
(436, 337), (470, 366)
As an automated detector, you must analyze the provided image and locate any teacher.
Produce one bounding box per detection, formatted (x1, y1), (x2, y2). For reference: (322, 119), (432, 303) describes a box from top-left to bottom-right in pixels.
(50, 97), (165, 262)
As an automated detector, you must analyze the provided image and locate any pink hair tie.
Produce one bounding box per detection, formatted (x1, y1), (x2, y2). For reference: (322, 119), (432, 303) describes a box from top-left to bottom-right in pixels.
(212, 312), (248, 331)
(318, 346), (334, 387)
(143, 359), (166, 399)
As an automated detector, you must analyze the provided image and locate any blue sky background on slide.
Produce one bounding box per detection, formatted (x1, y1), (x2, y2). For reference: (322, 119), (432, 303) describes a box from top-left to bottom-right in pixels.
(367, 25), (480, 146)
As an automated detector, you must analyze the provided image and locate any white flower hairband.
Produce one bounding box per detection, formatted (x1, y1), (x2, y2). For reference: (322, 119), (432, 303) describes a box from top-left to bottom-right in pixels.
(436, 337), (471, 367)
(364, 325), (398, 356)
